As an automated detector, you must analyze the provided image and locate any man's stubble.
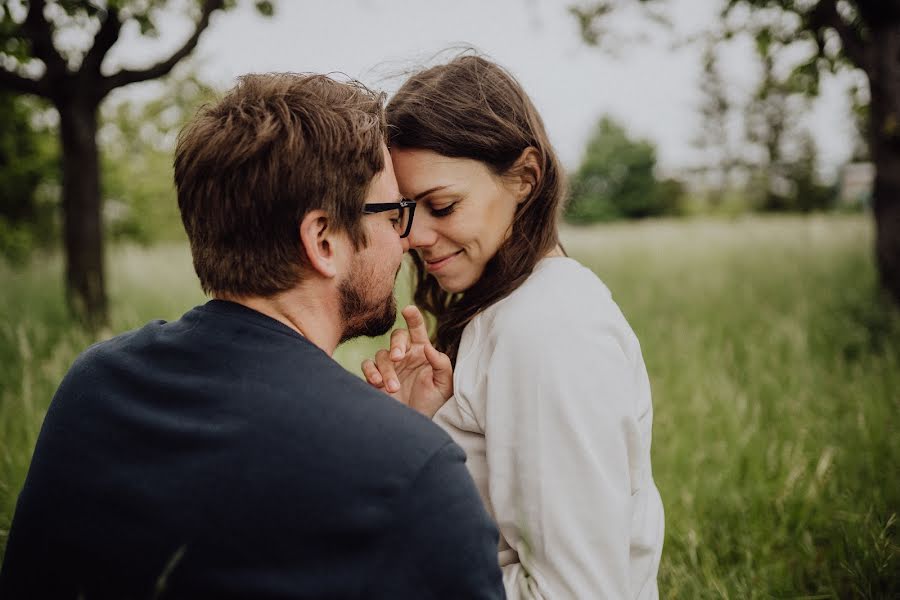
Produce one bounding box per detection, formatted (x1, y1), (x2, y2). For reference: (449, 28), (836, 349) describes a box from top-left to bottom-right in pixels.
(338, 256), (402, 343)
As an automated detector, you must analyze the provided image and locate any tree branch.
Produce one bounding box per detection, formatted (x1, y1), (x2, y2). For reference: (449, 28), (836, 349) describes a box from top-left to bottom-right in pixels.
(81, 6), (122, 76)
(101, 0), (223, 94)
(808, 0), (869, 73)
(21, 0), (69, 79)
(0, 64), (48, 97)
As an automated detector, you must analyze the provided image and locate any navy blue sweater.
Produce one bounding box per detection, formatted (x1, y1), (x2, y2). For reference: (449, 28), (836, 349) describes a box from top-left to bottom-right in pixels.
(0, 300), (504, 599)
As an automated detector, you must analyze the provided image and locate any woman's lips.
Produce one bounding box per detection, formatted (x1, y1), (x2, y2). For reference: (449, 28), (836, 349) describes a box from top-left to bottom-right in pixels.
(424, 250), (463, 273)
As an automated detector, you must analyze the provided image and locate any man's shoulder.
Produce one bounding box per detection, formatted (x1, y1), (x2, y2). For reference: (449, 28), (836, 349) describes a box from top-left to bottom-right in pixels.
(306, 366), (457, 466)
(62, 320), (165, 383)
(62, 312), (458, 487)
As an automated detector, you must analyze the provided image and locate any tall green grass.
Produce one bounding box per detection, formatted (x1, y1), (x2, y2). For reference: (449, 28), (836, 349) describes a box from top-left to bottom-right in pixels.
(1, 214), (897, 597)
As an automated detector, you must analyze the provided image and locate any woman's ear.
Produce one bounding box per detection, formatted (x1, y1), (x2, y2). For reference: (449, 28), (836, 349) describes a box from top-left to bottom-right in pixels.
(511, 147), (541, 204)
(299, 210), (339, 278)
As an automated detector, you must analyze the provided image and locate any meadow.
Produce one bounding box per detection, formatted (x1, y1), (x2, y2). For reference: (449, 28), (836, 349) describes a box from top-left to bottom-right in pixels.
(1, 214), (897, 598)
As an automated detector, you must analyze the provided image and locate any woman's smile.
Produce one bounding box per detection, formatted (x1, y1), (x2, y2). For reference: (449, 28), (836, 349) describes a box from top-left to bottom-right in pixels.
(423, 250), (464, 273)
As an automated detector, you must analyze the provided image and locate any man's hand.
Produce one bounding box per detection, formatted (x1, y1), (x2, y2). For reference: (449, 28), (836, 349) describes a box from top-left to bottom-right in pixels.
(361, 305), (453, 418)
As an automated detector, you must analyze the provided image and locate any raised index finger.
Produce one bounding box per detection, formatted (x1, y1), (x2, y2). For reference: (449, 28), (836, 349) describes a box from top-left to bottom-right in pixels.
(401, 305), (430, 345)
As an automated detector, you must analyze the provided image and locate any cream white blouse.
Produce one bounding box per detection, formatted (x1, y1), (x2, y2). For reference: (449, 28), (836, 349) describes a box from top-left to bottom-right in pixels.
(434, 257), (664, 599)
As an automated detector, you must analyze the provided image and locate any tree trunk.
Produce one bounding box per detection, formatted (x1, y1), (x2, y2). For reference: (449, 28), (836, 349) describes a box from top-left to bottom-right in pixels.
(871, 152), (900, 306)
(868, 24), (900, 306)
(58, 99), (107, 328)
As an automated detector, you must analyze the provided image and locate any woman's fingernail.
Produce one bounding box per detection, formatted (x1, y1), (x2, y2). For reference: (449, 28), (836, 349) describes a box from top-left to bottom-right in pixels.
(389, 379), (400, 392)
(391, 349), (403, 360)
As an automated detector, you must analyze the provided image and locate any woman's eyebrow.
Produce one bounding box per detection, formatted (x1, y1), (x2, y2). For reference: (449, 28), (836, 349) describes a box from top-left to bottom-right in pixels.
(413, 185), (451, 202)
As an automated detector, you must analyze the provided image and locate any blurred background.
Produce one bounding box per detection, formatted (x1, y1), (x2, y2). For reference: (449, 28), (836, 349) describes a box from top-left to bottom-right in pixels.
(1, 0), (898, 596)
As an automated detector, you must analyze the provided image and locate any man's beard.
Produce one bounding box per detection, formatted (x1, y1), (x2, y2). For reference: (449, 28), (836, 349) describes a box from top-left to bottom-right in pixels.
(338, 259), (398, 343)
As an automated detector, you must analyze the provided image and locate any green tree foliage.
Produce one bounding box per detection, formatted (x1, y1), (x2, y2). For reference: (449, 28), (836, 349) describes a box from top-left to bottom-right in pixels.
(570, 0), (900, 304)
(1, 71), (210, 263)
(100, 73), (217, 244)
(0, 0), (274, 327)
(566, 116), (684, 222)
(744, 33), (835, 212)
(0, 93), (58, 264)
(692, 39), (742, 208)
(789, 134), (836, 212)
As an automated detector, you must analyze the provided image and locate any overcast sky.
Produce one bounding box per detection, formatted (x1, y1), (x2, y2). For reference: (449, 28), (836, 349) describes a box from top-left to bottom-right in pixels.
(106, 0), (860, 178)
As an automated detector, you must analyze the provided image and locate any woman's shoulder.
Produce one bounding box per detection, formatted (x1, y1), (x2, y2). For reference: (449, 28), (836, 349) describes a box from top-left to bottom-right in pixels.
(483, 258), (614, 327)
(466, 257), (640, 360)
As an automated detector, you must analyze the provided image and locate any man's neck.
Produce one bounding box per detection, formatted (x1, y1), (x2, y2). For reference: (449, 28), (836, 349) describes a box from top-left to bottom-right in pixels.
(216, 286), (342, 356)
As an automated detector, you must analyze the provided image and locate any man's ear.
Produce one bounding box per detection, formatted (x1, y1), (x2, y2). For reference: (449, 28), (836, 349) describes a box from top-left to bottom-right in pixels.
(510, 147), (541, 204)
(299, 210), (341, 278)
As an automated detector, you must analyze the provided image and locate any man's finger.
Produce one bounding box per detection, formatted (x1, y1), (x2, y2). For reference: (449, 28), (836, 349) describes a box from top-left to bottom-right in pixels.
(423, 343), (454, 399)
(390, 328), (410, 361)
(402, 305), (430, 345)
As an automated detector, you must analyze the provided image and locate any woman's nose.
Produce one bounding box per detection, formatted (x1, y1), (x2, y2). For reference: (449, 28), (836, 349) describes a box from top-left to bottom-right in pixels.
(406, 212), (438, 249)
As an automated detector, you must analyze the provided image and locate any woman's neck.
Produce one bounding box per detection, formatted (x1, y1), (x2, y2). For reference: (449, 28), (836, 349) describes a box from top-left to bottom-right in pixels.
(544, 244), (566, 258)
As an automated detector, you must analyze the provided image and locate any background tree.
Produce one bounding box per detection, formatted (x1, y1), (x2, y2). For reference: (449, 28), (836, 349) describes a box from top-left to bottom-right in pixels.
(567, 115), (684, 222)
(571, 0), (900, 305)
(0, 0), (274, 328)
(692, 38), (740, 208)
(743, 27), (833, 212)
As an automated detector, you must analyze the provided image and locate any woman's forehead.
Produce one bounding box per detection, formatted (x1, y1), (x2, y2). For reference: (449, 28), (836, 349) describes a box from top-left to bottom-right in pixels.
(391, 149), (490, 184)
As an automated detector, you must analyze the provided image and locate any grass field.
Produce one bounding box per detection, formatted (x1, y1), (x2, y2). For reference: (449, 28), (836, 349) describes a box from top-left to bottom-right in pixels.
(1, 214), (898, 597)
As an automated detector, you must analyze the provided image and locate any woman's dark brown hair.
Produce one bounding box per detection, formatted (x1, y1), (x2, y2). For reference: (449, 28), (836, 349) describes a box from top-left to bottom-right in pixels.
(386, 55), (566, 362)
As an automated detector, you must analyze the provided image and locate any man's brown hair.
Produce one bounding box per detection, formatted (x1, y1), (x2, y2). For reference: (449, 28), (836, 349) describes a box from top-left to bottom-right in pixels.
(174, 72), (386, 297)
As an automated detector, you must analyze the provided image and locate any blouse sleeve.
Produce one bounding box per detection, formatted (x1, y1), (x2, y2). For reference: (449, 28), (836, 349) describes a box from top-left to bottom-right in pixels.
(481, 313), (642, 599)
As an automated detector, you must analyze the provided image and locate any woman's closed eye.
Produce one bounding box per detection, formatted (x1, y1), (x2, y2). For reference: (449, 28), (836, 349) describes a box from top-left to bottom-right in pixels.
(429, 202), (457, 217)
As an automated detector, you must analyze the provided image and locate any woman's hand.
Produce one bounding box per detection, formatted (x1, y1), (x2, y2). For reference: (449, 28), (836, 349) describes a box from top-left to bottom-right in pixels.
(361, 305), (453, 419)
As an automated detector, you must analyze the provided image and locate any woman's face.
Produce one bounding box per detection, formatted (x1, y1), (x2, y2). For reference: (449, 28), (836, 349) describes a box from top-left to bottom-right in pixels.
(390, 148), (522, 294)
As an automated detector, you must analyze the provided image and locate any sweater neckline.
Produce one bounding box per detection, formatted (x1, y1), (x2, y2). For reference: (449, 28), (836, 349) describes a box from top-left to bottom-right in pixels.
(197, 299), (311, 343)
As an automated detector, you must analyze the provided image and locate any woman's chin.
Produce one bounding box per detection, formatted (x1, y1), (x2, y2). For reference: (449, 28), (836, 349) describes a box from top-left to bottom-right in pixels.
(434, 274), (477, 295)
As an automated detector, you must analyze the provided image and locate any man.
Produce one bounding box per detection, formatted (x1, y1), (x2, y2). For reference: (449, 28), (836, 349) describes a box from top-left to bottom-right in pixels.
(0, 73), (504, 599)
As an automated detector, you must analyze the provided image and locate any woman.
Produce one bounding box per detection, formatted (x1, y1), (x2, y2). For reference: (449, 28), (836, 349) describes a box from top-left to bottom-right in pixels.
(362, 55), (664, 599)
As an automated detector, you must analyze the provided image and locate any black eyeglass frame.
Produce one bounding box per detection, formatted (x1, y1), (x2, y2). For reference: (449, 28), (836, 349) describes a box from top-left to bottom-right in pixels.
(362, 199), (417, 238)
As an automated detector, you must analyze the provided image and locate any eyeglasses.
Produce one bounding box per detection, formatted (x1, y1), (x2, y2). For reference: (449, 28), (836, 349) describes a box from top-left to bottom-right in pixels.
(362, 199), (417, 238)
